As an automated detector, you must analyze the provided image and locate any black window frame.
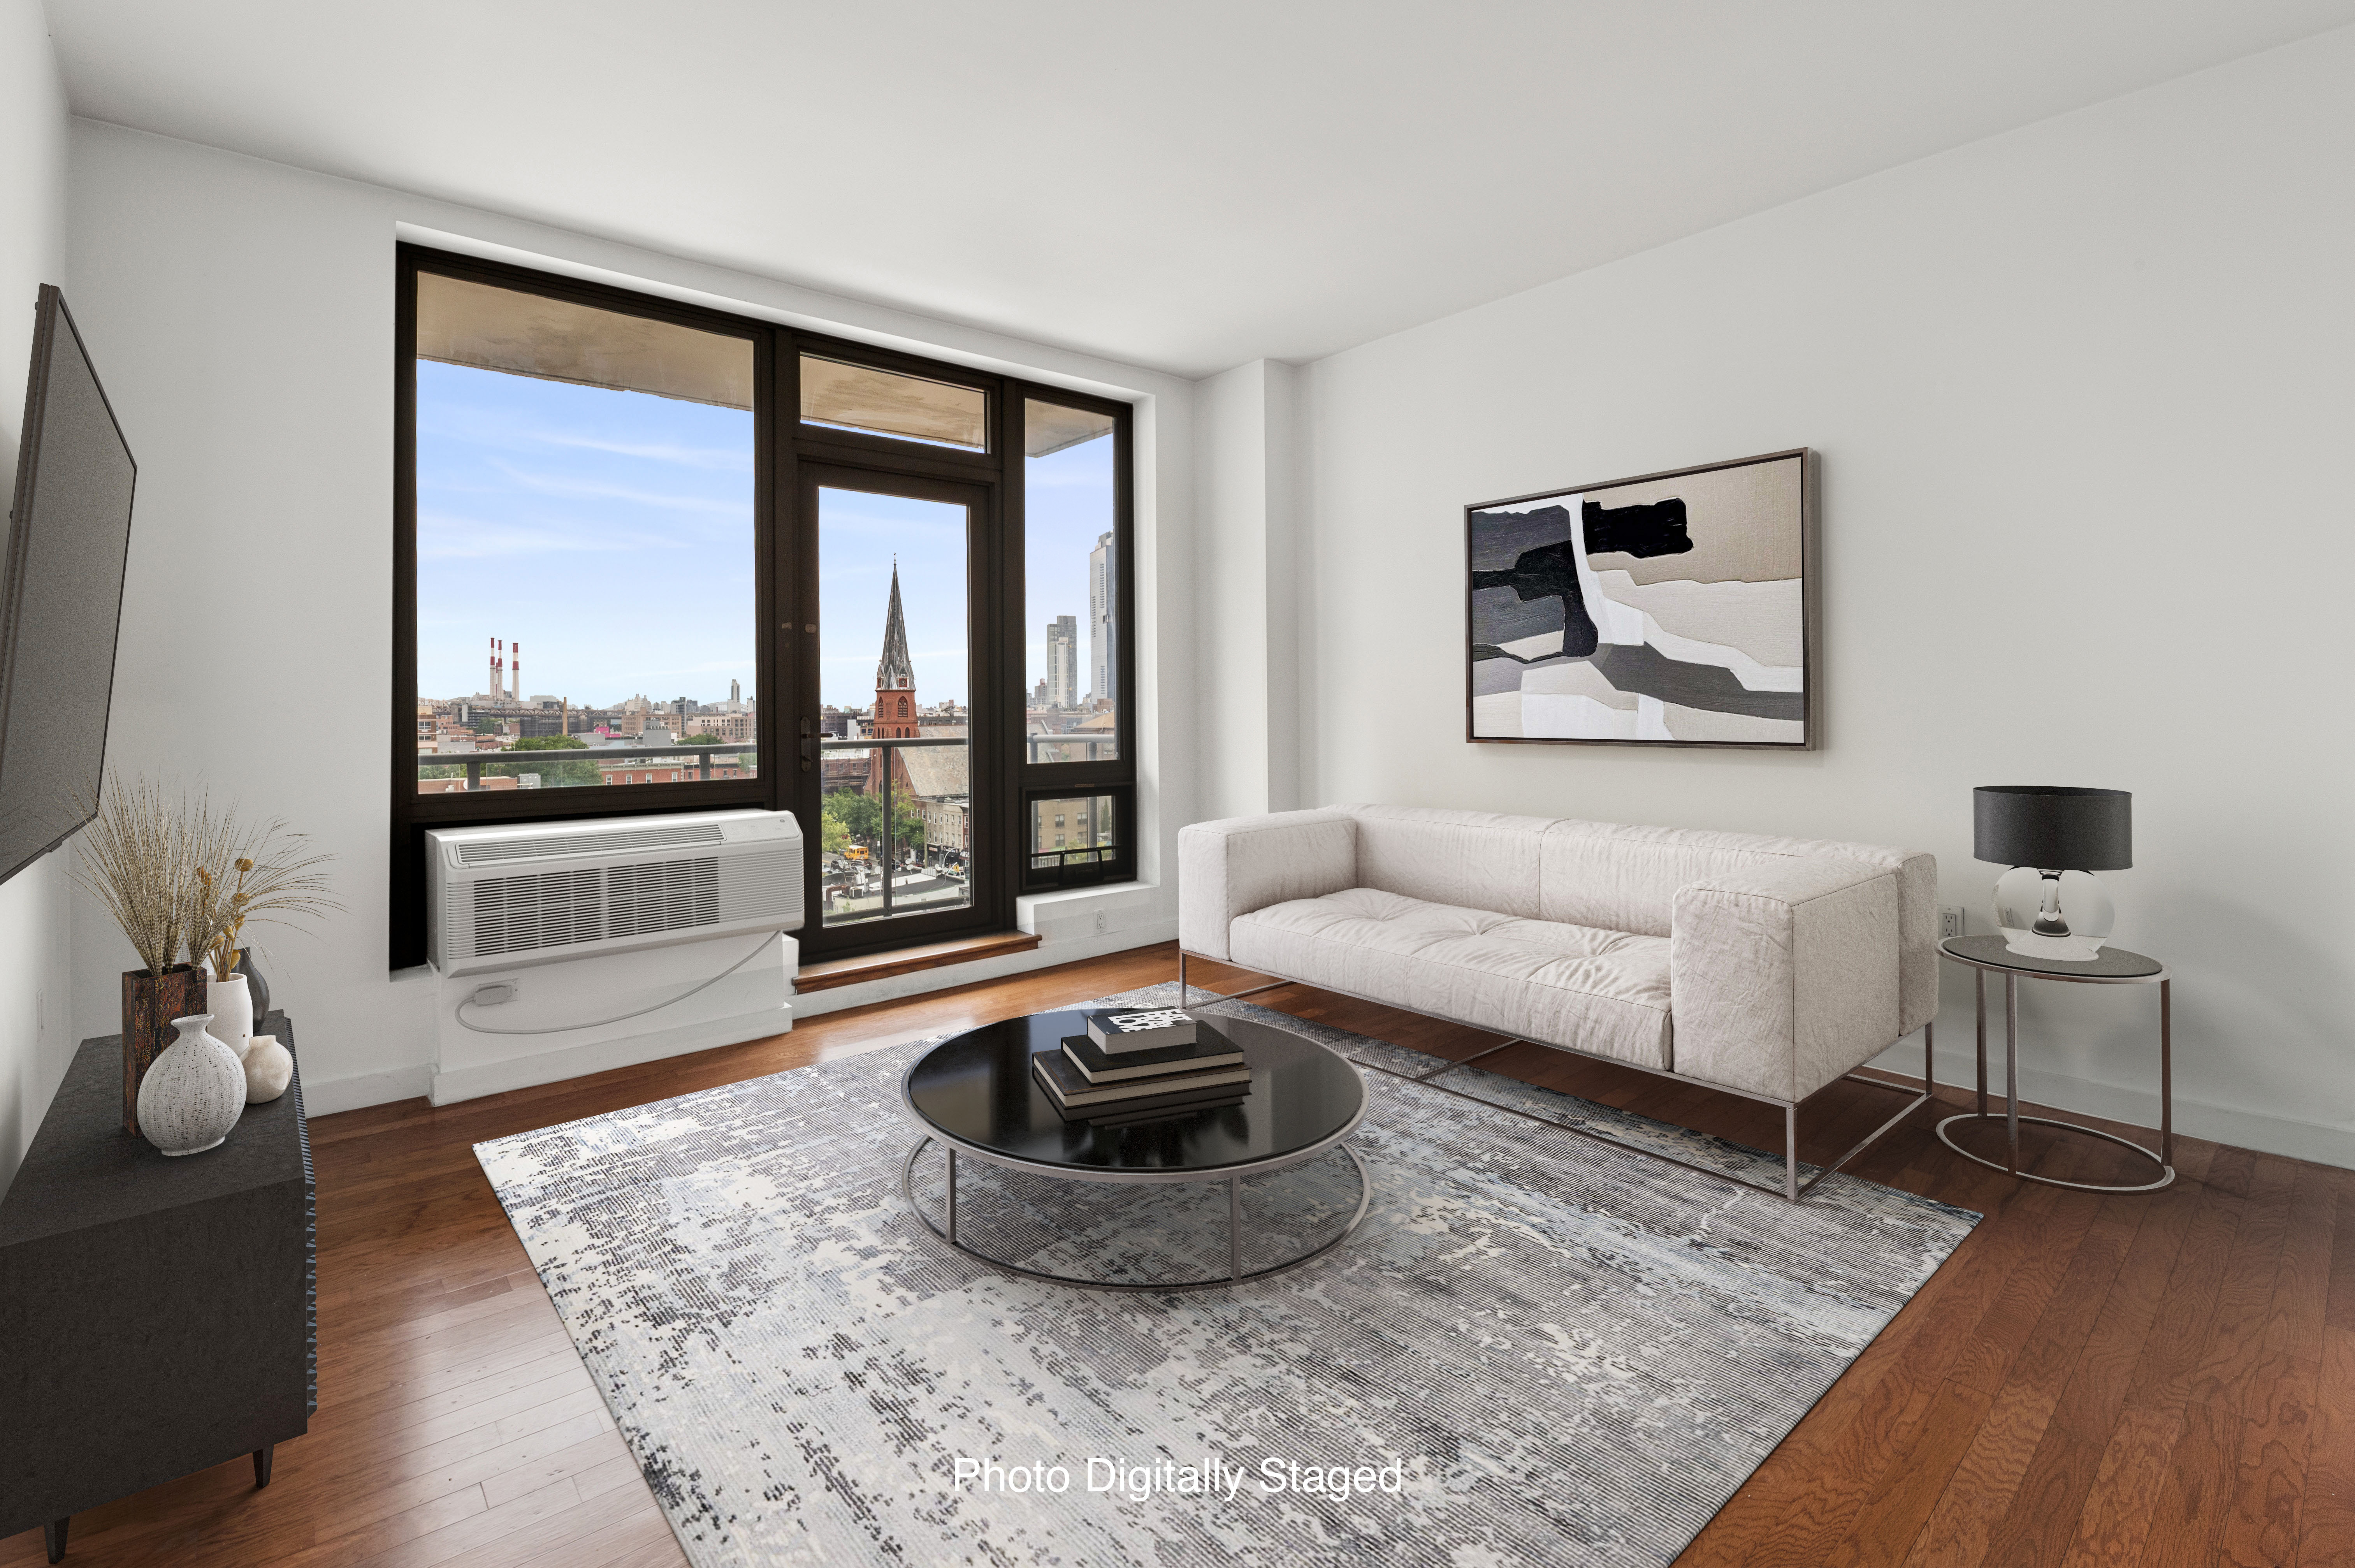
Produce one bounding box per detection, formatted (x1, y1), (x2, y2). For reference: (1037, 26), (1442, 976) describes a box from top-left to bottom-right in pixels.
(390, 245), (1136, 968)
(1012, 388), (1137, 894)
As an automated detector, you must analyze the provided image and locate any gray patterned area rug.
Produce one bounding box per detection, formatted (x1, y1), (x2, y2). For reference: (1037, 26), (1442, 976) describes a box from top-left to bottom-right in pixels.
(475, 985), (1977, 1568)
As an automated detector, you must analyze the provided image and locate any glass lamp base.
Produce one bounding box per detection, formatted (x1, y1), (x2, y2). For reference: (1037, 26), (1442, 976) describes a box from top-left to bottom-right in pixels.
(1992, 865), (2115, 962)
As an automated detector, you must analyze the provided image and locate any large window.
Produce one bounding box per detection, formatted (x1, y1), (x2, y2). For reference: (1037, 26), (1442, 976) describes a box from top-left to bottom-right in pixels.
(392, 248), (1133, 966)
(410, 274), (758, 794)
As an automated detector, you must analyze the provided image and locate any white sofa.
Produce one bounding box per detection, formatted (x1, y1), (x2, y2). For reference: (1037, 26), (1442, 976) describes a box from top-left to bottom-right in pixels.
(1176, 804), (1938, 1199)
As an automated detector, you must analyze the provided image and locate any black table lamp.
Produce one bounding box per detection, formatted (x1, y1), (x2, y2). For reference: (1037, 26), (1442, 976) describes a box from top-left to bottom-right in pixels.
(1973, 786), (2131, 961)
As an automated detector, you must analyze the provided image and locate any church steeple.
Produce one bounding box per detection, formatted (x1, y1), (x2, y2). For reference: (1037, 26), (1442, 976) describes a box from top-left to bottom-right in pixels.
(876, 559), (915, 692)
(873, 559), (919, 739)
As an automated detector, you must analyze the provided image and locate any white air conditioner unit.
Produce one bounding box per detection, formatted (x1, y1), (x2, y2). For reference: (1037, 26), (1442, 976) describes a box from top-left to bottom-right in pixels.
(427, 809), (802, 977)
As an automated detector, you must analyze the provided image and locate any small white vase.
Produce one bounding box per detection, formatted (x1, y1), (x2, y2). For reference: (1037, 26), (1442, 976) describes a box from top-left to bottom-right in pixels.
(242, 1034), (293, 1104)
(137, 1013), (246, 1156)
(206, 971), (254, 1056)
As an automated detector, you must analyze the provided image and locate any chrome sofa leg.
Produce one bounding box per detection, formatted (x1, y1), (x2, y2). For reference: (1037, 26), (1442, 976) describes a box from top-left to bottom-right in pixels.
(1785, 1103), (1800, 1201)
(1178, 950), (1188, 1009)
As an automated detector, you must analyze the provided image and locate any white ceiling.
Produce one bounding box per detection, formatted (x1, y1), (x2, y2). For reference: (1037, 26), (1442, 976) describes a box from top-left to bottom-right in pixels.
(43, 1), (2355, 378)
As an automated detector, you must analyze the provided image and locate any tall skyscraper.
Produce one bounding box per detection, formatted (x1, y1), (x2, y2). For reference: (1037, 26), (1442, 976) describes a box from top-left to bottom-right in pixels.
(1046, 615), (1078, 708)
(1088, 530), (1114, 707)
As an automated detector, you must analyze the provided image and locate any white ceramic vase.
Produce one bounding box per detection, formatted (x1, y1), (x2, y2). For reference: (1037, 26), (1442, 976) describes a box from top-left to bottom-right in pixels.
(206, 970), (254, 1056)
(137, 1013), (246, 1156)
(241, 1033), (293, 1104)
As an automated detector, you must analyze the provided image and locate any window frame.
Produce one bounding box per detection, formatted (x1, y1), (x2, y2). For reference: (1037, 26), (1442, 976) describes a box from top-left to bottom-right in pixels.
(788, 457), (1003, 961)
(1009, 385), (1136, 892)
(390, 245), (1136, 969)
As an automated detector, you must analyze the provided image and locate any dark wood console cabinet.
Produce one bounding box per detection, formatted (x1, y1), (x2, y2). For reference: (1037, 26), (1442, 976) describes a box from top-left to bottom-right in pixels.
(0, 1014), (314, 1561)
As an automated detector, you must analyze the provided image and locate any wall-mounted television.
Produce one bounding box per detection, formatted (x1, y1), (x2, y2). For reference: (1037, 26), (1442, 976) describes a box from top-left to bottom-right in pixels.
(0, 285), (137, 887)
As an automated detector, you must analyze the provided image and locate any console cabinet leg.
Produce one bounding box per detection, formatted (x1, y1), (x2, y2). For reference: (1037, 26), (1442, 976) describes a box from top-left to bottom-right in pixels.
(254, 1445), (274, 1487)
(43, 1517), (67, 1563)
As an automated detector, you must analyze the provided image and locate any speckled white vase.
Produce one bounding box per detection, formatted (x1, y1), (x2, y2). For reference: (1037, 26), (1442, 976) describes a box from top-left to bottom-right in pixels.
(137, 1013), (246, 1156)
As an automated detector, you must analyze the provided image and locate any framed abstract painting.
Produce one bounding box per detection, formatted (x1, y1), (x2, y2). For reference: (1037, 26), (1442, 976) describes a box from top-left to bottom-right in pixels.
(1466, 448), (1816, 748)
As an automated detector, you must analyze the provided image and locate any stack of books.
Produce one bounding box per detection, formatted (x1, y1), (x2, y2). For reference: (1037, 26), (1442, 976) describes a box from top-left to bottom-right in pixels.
(1032, 1007), (1253, 1127)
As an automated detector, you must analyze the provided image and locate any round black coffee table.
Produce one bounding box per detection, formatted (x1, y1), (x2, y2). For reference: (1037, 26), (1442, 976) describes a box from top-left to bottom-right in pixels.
(899, 1009), (1369, 1290)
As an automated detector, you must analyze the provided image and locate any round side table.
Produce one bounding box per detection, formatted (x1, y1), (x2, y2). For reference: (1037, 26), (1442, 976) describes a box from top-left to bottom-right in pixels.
(1935, 934), (2173, 1193)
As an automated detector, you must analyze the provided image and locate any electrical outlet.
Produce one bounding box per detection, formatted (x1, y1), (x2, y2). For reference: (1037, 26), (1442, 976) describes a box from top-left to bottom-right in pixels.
(1093, 910), (1109, 936)
(1939, 905), (1967, 940)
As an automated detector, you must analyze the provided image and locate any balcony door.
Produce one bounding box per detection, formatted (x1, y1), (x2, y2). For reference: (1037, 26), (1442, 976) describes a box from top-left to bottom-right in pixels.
(793, 466), (1003, 959)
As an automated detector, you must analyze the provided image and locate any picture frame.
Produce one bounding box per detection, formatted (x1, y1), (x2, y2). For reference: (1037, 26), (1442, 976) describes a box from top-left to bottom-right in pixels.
(1465, 447), (1817, 749)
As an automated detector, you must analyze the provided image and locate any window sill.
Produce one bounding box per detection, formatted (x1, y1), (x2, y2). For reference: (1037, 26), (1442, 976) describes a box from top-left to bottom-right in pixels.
(793, 930), (1044, 994)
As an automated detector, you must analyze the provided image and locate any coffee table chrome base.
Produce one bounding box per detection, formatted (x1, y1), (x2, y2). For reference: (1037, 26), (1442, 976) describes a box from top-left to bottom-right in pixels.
(902, 1137), (1372, 1292)
(1934, 1113), (2176, 1193)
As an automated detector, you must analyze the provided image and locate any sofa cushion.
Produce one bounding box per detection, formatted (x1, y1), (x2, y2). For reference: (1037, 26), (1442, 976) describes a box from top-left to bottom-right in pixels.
(1228, 887), (1673, 1071)
(1343, 805), (1556, 921)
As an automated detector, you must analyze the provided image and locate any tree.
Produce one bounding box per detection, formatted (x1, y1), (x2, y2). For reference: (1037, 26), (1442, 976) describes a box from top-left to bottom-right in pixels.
(483, 734), (599, 788)
(821, 789), (924, 859)
(821, 814), (850, 856)
(824, 789), (880, 843)
(681, 731), (723, 746)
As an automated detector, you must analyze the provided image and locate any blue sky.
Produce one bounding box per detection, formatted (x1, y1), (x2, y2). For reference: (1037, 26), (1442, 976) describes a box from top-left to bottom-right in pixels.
(416, 362), (756, 707)
(1024, 432), (1116, 701)
(417, 361), (1115, 712)
(818, 488), (967, 706)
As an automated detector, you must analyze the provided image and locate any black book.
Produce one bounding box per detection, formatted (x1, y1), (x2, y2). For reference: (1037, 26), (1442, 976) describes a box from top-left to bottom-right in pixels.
(1062, 1027), (1242, 1085)
(1089, 1093), (1249, 1129)
(1080, 1006), (1197, 1054)
(1032, 1050), (1252, 1109)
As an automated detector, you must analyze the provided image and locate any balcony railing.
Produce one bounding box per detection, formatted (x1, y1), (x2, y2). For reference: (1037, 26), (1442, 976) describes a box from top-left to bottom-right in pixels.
(415, 741), (758, 792)
(815, 735), (968, 925)
(1025, 733), (1115, 764)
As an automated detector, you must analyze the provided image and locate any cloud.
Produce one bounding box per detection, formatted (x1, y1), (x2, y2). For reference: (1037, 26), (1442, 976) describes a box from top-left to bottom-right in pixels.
(417, 512), (690, 559)
(820, 649), (969, 664)
(534, 432), (754, 471)
(492, 462), (753, 515)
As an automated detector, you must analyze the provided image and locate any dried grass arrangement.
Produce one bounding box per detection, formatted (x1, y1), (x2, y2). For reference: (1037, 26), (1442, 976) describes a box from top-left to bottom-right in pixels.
(70, 774), (195, 978)
(74, 775), (341, 1134)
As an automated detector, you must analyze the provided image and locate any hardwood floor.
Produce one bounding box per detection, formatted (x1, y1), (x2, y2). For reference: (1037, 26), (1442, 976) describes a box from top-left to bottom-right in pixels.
(5, 942), (2346, 1567)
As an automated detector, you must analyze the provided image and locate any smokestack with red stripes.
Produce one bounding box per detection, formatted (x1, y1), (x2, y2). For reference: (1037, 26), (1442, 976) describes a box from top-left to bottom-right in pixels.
(487, 636), (499, 700)
(510, 642), (521, 701)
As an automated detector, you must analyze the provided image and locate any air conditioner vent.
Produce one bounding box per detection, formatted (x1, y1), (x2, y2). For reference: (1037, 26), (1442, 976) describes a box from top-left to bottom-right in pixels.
(471, 867), (606, 957)
(427, 809), (801, 976)
(606, 857), (722, 939)
(457, 821), (726, 865)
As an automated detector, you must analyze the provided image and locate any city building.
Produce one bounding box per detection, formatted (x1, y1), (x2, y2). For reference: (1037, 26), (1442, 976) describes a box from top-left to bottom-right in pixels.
(595, 755), (751, 786)
(1088, 529), (1113, 707)
(1044, 614), (1077, 708)
(1030, 795), (1103, 857)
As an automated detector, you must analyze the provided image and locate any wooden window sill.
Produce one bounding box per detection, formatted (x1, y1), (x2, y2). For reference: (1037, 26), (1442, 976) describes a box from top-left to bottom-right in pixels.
(794, 930), (1044, 994)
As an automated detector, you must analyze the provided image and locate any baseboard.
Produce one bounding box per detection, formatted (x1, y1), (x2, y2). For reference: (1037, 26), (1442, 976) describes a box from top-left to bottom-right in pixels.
(427, 1006), (791, 1106)
(1866, 1033), (2355, 1173)
(303, 1062), (434, 1117)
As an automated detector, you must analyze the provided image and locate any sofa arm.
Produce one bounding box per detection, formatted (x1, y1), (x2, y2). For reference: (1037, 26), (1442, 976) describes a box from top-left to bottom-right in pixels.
(1178, 810), (1357, 962)
(1670, 857), (1900, 1102)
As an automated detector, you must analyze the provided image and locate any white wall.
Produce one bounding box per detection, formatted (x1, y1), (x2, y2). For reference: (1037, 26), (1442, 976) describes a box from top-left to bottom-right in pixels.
(1193, 359), (1303, 821)
(1288, 28), (2355, 1167)
(0, 0), (75, 1183)
(63, 121), (1200, 1114)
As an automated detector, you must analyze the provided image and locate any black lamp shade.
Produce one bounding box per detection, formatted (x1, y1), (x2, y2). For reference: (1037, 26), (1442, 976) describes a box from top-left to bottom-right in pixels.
(1973, 786), (2131, 870)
